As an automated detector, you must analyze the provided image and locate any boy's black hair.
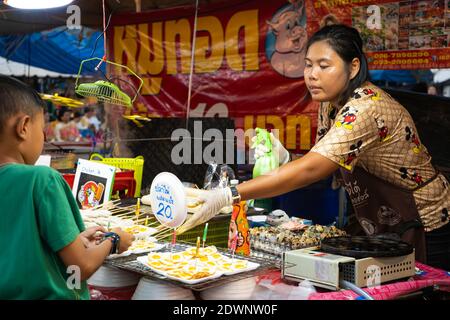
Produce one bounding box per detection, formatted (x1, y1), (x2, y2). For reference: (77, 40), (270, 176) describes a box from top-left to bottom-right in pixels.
(0, 75), (45, 134)
(306, 24), (370, 106)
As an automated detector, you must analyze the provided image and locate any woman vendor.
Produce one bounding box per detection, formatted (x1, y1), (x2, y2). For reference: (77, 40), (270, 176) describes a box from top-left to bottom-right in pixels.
(178, 25), (450, 271)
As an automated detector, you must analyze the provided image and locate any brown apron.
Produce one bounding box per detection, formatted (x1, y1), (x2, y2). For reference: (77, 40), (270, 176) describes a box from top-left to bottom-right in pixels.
(339, 166), (435, 263)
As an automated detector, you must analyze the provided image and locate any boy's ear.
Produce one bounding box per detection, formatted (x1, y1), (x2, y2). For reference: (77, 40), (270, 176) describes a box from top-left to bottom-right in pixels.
(15, 115), (31, 140)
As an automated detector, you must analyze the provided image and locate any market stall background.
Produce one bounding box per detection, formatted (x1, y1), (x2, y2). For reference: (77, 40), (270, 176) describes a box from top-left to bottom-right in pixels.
(2, 0), (450, 153)
(0, 0), (450, 302)
(1, 0), (450, 221)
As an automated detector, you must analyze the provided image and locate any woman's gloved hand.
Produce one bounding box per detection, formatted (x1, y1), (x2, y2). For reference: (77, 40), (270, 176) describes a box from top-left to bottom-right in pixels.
(177, 187), (233, 235)
(251, 131), (290, 166)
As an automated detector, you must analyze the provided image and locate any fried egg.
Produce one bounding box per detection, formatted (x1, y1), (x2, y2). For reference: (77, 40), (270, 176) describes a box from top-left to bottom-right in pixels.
(129, 240), (156, 250)
(148, 261), (164, 270)
(148, 253), (163, 261)
(182, 251), (195, 259)
(185, 246), (217, 257)
(203, 246), (218, 255)
(197, 255), (209, 263)
(186, 247), (197, 254)
(231, 261), (248, 270)
(209, 253), (224, 261)
(124, 225), (149, 235)
(170, 253), (184, 262)
(217, 263), (233, 272)
(167, 270), (193, 280)
(190, 271), (212, 280)
(184, 264), (216, 275)
(205, 261), (219, 267)
(175, 261), (190, 268)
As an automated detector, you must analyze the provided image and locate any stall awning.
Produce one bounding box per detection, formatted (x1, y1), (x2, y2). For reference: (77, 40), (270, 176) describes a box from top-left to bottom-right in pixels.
(0, 27), (104, 75)
(0, 56), (74, 77)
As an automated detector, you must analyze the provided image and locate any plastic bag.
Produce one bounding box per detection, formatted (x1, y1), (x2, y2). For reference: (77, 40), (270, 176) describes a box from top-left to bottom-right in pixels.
(266, 209), (290, 226)
(252, 279), (316, 300)
(252, 128), (278, 178)
(203, 162), (236, 190)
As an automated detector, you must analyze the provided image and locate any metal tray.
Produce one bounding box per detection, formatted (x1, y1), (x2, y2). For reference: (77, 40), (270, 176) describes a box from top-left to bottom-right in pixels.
(104, 242), (279, 291)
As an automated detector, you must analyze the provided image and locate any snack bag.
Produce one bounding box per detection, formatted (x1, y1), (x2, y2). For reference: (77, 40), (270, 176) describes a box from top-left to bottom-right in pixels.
(228, 201), (250, 256)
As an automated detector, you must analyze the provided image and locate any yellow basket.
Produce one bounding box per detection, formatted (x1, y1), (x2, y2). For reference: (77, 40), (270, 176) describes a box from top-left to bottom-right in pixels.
(89, 153), (144, 197)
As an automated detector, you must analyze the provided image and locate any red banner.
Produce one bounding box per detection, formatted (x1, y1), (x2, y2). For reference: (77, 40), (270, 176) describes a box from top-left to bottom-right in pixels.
(110, 0), (317, 152)
(109, 0), (450, 152)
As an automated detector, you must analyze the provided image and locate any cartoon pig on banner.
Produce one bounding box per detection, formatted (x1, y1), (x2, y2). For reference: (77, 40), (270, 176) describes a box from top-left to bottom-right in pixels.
(266, 0), (307, 78)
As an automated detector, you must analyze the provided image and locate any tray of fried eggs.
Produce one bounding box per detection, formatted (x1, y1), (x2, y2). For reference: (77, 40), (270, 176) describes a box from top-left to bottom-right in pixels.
(136, 245), (260, 284)
(123, 225), (158, 240)
(137, 251), (223, 284)
(107, 237), (165, 259)
(137, 251), (194, 278)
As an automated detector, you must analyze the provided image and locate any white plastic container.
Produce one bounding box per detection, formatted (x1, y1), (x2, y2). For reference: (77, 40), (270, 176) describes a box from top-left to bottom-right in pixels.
(199, 277), (257, 300)
(87, 265), (141, 287)
(132, 277), (195, 300)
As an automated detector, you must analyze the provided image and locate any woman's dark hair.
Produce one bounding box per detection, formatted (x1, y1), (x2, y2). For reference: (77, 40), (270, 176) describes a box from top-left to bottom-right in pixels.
(0, 75), (45, 134)
(306, 24), (370, 106)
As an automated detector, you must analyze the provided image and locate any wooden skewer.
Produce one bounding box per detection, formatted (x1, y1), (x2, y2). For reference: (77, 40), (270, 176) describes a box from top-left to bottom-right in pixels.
(109, 204), (132, 210)
(155, 234), (172, 241)
(114, 212), (134, 218)
(116, 214), (150, 221)
(154, 225), (171, 232)
(134, 219), (152, 224)
(112, 207), (148, 215)
(135, 216), (156, 223)
(145, 219), (159, 225)
(109, 209), (128, 214)
(154, 229), (173, 239)
(113, 209), (141, 216)
(110, 205), (136, 213)
(90, 199), (121, 210)
(154, 228), (170, 233)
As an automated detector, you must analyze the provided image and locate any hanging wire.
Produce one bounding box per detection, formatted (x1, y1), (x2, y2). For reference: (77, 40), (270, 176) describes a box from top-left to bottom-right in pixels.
(103, 0), (107, 59)
(185, 0), (200, 129)
(94, 0), (109, 71)
(89, 10), (115, 59)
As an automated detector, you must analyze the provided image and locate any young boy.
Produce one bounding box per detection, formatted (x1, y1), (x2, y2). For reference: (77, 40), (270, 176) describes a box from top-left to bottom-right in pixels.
(0, 76), (133, 299)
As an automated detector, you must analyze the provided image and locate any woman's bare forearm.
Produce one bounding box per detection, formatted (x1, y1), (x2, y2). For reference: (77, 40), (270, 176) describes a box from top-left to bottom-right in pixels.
(236, 152), (339, 201)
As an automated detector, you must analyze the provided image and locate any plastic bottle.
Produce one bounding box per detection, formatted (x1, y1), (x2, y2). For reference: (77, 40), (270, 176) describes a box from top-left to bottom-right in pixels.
(228, 180), (250, 256)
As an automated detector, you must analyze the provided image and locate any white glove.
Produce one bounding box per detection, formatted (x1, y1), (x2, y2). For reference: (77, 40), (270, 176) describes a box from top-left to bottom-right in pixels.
(251, 132), (290, 166)
(177, 187), (233, 235)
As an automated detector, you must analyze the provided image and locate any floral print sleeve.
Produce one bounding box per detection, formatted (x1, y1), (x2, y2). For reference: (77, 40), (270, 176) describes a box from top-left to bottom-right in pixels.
(310, 101), (379, 172)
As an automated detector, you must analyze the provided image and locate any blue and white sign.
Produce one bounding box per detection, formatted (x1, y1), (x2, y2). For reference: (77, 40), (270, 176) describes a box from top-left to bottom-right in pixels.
(150, 172), (187, 228)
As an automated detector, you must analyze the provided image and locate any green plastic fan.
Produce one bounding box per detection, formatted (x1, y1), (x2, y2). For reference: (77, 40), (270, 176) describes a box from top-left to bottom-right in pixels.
(75, 57), (144, 108)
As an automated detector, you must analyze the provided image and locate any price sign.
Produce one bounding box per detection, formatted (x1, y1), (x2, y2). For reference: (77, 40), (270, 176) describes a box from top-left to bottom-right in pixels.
(150, 172), (187, 228)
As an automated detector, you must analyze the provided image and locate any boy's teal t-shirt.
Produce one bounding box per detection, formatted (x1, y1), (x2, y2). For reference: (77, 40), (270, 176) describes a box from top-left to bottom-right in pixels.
(0, 164), (90, 300)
